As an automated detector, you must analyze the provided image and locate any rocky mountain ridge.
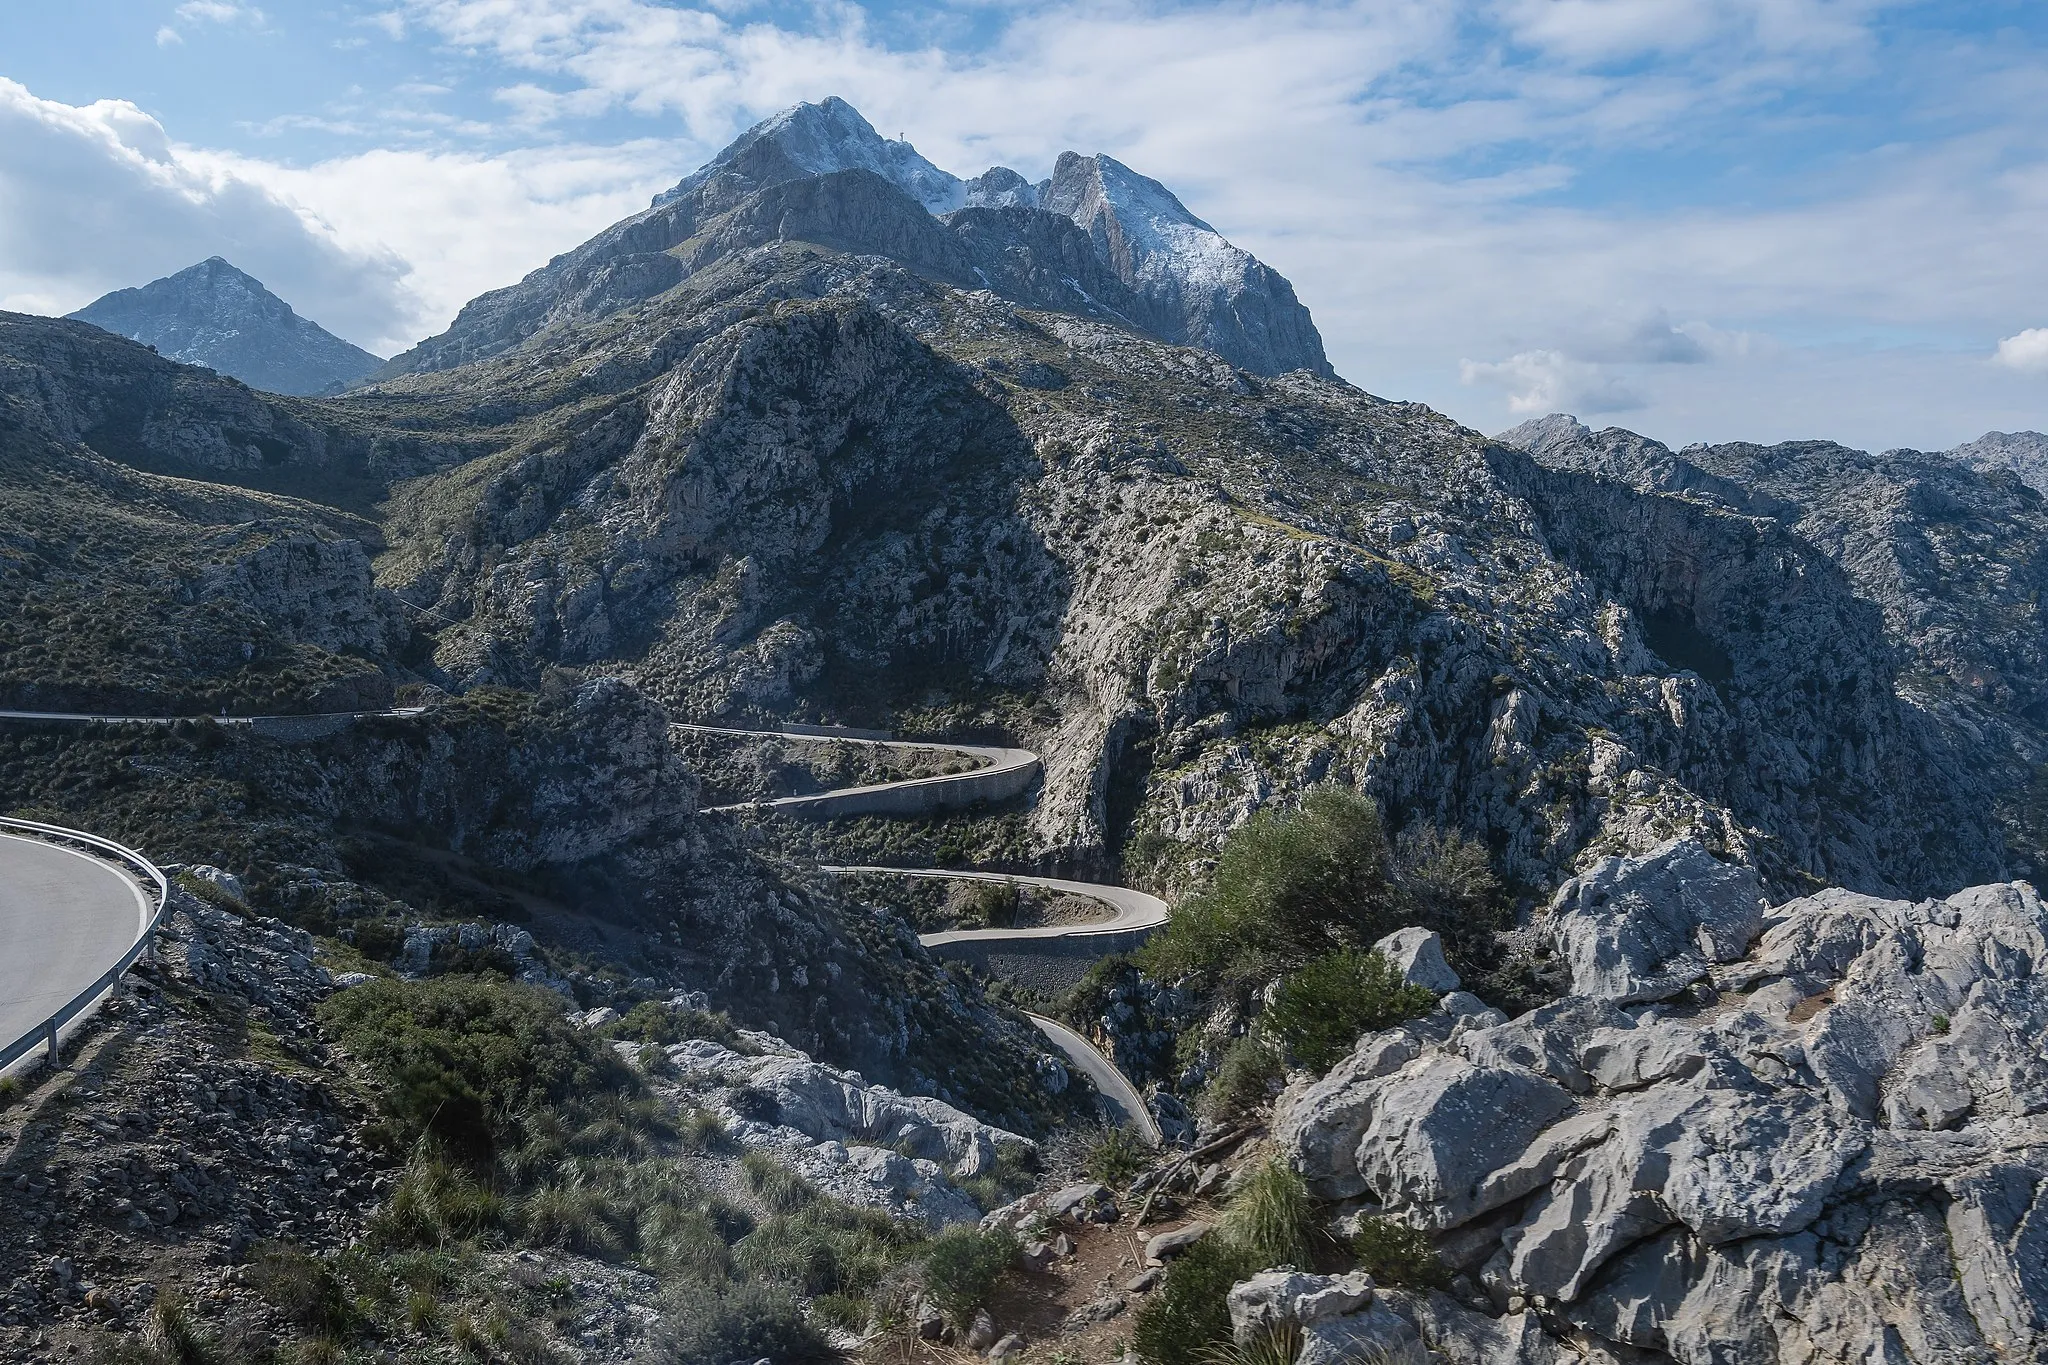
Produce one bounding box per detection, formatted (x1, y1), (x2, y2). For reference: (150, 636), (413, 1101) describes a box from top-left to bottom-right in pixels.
(1950, 427), (2048, 492)
(68, 258), (382, 397)
(380, 97), (1332, 380)
(1498, 413), (2048, 881)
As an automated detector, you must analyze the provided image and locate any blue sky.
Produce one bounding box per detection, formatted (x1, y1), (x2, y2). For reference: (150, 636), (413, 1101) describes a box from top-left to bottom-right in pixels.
(3, 0), (2047, 450)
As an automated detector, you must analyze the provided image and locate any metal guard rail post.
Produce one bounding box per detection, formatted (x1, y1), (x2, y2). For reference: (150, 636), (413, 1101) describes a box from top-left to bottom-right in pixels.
(0, 816), (170, 1073)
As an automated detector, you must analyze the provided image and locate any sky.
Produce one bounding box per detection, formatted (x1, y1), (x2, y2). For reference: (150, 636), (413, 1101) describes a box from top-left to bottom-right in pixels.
(2, 1), (2047, 452)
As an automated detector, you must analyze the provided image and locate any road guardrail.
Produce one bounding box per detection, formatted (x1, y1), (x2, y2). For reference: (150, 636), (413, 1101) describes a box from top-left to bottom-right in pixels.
(0, 817), (169, 1073)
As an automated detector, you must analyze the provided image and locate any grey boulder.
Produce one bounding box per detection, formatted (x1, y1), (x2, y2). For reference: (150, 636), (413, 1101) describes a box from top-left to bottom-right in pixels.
(1276, 875), (2048, 1363)
(1546, 837), (1763, 1003)
(1372, 926), (1461, 993)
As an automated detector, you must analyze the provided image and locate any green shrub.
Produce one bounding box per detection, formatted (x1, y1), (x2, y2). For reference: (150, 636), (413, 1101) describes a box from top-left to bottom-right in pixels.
(1200, 1033), (1283, 1122)
(679, 1108), (735, 1153)
(601, 1001), (757, 1053)
(738, 1201), (925, 1301)
(519, 1179), (631, 1258)
(959, 880), (1020, 928)
(367, 1148), (505, 1247)
(1131, 1236), (1261, 1364)
(246, 1242), (350, 1338)
(1219, 1157), (1324, 1271)
(318, 976), (638, 1167)
(350, 919), (407, 964)
(653, 1282), (832, 1365)
(95, 1293), (224, 1365)
(1084, 1124), (1151, 1191)
(639, 1201), (740, 1283)
(809, 1292), (870, 1333)
(741, 1150), (816, 1214)
(1139, 788), (1397, 986)
(919, 1226), (1019, 1326)
(1262, 949), (1436, 1074)
(1349, 1216), (1451, 1289)
(1200, 1325), (1304, 1365)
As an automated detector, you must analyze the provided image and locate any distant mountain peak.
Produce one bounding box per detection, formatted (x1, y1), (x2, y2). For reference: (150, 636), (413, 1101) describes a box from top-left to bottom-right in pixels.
(1949, 429), (2048, 494)
(68, 258), (380, 396)
(655, 96), (967, 216)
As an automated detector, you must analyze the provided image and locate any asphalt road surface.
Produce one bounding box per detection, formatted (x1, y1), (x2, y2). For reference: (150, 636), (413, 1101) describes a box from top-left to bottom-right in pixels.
(0, 833), (152, 1057)
(821, 866), (1169, 947)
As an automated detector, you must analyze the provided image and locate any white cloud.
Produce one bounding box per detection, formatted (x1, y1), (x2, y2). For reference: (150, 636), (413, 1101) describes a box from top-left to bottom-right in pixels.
(205, 140), (678, 349)
(176, 1), (263, 23)
(1461, 350), (1647, 415)
(0, 79), (410, 351)
(156, 26), (184, 47)
(1993, 329), (2048, 375)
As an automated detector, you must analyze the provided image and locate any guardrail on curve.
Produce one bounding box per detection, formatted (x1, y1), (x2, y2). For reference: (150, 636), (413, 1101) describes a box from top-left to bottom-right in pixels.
(0, 816), (170, 1073)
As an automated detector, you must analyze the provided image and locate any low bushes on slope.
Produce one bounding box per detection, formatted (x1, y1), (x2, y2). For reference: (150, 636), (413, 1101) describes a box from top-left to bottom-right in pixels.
(318, 975), (637, 1167)
(297, 974), (955, 1361)
(1132, 1157), (1449, 1364)
(1138, 787), (1509, 991)
(1262, 949), (1438, 1073)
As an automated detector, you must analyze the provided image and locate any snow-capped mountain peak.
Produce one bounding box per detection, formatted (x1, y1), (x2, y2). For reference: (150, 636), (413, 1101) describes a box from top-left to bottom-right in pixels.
(963, 166), (1041, 210)
(394, 98), (1332, 380)
(655, 96), (966, 215)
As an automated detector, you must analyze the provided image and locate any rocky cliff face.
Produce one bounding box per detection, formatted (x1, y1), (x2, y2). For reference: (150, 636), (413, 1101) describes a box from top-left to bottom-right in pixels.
(1036, 150), (1335, 379)
(1501, 413), (2048, 885)
(1275, 838), (2048, 1364)
(68, 257), (382, 397)
(378, 98), (1331, 380)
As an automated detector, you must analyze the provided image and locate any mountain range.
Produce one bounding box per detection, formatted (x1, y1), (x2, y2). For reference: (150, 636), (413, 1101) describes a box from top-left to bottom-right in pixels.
(67, 256), (383, 396)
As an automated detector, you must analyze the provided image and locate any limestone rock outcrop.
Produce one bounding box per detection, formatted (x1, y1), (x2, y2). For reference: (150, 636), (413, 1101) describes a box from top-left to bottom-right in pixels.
(655, 1033), (1035, 1227)
(1275, 843), (2048, 1362)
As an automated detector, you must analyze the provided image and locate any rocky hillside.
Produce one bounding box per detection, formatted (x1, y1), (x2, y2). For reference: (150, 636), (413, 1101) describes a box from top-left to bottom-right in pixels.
(68, 258), (382, 397)
(377, 98), (1332, 381)
(357, 220), (2014, 899)
(7, 95), (2048, 1365)
(1500, 413), (2048, 885)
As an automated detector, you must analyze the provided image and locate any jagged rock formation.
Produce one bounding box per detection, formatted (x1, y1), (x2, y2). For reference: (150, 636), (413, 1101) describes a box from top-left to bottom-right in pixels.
(68, 258), (382, 397)
(1950, 427), (2048, 492)
(1275, 837), (2048, 1364)
(378, 97), (1331, 380)
(1500, 413), (2048, 885)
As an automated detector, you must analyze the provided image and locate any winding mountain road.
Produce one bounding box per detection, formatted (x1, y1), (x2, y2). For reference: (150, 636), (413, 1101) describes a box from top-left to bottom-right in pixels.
(680, 723), (1041, 817)
(818, 865), (1167, 1142)
(1, 705), (1166, 1140)
(0, 707), (427, 725)
(694, 728), (1170, 1142)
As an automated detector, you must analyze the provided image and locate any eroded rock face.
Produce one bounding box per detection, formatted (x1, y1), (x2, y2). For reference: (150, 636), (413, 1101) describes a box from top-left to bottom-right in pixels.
(1276, 868), (2048, 1363)
(656, 1033), (1034, 1227)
